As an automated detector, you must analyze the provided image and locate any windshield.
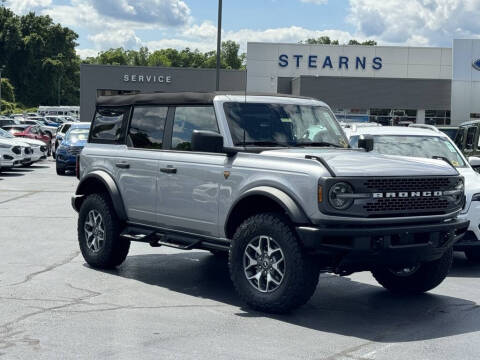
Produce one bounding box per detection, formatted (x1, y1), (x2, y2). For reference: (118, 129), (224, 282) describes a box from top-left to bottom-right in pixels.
(350, 135), (466, 167)
(223, 102), (348, 148)
(0, 128), (15, 138)
(66, 128), (89, 142)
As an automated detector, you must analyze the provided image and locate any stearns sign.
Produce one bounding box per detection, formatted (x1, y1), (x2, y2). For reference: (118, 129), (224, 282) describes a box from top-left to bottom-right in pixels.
(278, 54), (383, 70)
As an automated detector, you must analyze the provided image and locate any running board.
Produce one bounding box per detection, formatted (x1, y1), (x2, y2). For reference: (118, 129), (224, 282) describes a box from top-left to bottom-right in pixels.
(120, 225), (229, 252)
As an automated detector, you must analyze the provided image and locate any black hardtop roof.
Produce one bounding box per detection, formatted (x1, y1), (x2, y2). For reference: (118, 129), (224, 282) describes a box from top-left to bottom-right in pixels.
(96, 91), (315, 107)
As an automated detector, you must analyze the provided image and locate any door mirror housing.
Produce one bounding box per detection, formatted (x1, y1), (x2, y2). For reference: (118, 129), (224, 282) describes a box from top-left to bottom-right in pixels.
(191, 130), (225, 153)
(468, 156), (480, 169)
(358, 134), (374, 152)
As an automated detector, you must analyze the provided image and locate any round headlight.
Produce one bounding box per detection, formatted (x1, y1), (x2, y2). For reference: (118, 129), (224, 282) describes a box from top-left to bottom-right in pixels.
(328, 182), (354, 210)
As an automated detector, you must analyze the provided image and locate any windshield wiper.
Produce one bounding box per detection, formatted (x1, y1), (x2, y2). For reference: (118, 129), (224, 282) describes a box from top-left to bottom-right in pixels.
(236, 141), (289, 147)
(294, 141), (344, 148)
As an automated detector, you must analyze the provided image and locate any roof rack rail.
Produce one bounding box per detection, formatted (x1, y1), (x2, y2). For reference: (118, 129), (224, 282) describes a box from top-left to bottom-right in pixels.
(408, 124), (440, 133)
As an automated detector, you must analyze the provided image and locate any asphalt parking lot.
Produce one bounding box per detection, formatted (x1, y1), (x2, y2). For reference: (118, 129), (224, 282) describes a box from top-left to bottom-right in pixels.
(1, 160), (480, 359)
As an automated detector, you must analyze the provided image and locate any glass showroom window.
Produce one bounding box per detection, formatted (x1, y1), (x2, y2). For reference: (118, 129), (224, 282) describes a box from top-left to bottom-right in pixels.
(426, 110), (451, 125)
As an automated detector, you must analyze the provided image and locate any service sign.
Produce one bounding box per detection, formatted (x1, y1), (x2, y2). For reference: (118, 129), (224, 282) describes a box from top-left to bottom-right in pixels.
(123, 74), (172, 83)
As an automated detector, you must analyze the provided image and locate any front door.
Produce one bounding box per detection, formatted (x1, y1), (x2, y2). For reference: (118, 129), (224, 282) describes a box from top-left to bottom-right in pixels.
(115, 106), (168, 226)
(158, 105), (224, 237)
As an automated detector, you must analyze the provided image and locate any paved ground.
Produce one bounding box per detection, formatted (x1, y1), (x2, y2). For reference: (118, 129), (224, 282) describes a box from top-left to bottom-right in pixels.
(1, 160), (480, 359)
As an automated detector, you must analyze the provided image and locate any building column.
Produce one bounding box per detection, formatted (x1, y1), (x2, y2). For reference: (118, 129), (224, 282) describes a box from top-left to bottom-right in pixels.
(417, 109), (425, 124)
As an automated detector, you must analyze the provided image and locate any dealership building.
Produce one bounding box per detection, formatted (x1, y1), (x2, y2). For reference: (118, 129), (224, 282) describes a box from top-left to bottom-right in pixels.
(80, 39), (480, 126)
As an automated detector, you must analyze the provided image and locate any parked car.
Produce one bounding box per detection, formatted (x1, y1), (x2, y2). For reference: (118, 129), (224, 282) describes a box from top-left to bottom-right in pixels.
(0, 128), (47, 166)
(2, 125), (52, 156)
(347, 125), (480, 262)
(52, 122), (73, 158)
(19, 118), (57, 139)
(0, 118), (18, 127)
(55, 122), (90, 175)
(71, 92), (468, 313)
(437, 125), (459, 140)
(0, 138), (28, 171)
(454, 120), (480, 161)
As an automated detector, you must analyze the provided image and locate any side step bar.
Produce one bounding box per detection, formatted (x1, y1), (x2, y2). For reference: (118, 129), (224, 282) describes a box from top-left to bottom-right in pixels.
(120, 225), (229, 252)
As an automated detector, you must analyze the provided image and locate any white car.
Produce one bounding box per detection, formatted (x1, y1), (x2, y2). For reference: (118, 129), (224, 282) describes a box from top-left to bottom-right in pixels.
(346, 125), (480, 262)
(52, 122), (73, 158)
(0, 137), (32, 170)
(0, 128), (46, 165)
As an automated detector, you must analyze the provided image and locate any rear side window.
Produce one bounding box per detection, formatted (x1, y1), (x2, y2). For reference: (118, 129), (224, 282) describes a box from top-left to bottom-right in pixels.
(466, 127), (477, 150)
(91, 107), (129, 143)
(63, 124), (71, 133)
(171, 106), (218, 151)
(128, 106), (168, 149)
(455, 128), (465, 148)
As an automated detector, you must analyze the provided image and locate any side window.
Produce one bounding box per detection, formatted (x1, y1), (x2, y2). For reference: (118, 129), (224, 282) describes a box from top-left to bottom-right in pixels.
(466, 127), (476, 150)
(90, 107), (129, 143)
(63, 124), (71, 133)
(455, 128), (465, 148)
(30, 127), (37, 134)
(128, 106), (168, 149)
(171, 106), (218, 151)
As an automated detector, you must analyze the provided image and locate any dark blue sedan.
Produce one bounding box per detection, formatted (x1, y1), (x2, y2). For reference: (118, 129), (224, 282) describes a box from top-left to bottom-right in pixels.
(55, 123), (90, 175)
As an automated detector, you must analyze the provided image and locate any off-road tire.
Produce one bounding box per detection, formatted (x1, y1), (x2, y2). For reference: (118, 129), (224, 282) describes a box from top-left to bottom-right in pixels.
(372, 247), (453, 294)
(56, 163), (65, 175)
(465, 248), (480, 262)
(78, 193), (130, 269)
(229, 213), (319, 314)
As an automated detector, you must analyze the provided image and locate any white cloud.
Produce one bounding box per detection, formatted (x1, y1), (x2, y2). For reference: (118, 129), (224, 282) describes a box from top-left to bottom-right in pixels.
(348, 0), (480, 46)
(147, 23), (357, 53)
(88, 29), (142, 50)
(90, 0), (191, 26)
(76, 48), (99, 59)
(5, 0), (52, 13)
(300, 0), (328, 4)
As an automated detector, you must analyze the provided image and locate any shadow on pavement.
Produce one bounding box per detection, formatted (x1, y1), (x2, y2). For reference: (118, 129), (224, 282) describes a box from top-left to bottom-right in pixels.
(89, 251), (480, 343)
(0, 170), (25, 177)
(450, 252), (480, 278)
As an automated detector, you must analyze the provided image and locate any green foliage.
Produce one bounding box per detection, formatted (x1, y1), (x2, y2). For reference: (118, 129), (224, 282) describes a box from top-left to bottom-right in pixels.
(0, 77), (15, 102)
(85, 41), (245, 70)
(0, 7), (80, 107)
(301, 36), (376, 46)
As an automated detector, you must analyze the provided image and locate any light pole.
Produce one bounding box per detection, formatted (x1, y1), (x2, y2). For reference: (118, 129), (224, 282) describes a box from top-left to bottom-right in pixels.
(0, 65), (5, 113)
(216, 0), (222, 91)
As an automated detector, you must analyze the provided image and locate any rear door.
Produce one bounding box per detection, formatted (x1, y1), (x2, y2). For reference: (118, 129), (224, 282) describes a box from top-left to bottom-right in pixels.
(158, 105), (224, 236)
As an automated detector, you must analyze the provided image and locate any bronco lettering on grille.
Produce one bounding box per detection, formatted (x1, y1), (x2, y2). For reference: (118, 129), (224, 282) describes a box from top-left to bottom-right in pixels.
(373, 191), (444, 198)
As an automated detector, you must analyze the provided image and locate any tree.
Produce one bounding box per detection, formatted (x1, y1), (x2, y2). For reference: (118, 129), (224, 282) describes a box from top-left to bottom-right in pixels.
(222, 40), (242, 69)
(0, 77), (15, 102)
(302, 36), (376, 46)
(97, 48), (128, 65)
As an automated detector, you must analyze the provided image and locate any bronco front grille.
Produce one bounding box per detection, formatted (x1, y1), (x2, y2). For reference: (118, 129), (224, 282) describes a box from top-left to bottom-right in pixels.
(364, 177), (453, 192)
(364, 197), (450, 213)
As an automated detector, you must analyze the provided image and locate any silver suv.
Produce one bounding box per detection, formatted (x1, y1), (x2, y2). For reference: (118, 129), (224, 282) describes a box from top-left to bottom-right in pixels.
(72, 93), (469, 313)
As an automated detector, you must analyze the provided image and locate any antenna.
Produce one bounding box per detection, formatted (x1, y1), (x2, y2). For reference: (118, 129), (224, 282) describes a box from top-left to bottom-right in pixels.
(244, 67), (247, 103)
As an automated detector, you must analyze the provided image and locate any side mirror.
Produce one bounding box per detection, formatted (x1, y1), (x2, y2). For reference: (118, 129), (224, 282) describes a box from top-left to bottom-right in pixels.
(358, 134), (374, 152)
(191, 130), (225, 153)
(468, 156), (480, 169)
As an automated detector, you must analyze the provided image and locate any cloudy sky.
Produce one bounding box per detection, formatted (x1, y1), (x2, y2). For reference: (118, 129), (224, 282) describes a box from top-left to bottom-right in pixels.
(6, 0), (480, 58)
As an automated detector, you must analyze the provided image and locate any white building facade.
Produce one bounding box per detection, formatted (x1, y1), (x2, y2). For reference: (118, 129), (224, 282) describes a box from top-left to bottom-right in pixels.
(247, 40), (480, 126)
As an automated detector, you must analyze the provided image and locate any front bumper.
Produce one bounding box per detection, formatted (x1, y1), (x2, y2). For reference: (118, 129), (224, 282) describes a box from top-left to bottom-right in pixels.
(455, 209), (480, 250)
(297, 218), (469, 271)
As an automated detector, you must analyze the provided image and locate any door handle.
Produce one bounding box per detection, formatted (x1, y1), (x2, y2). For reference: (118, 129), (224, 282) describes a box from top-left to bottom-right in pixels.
(116, 162), (130, 169)
(160, 167), (177, 174)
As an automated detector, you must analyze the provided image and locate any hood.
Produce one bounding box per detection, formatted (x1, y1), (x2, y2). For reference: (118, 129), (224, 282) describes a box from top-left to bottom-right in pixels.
(62, 139), (87, 147)
(12, 138), (45, 147)
(0, 137), (29, 147)
(260, 148), (458, 177)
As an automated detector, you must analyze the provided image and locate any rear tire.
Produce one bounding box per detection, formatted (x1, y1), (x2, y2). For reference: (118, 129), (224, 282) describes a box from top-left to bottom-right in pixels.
(372, 247), (453, 294)
(78, 193), (130, 269)
(465, 248), (480, 263)
(229, 213), (319, 314)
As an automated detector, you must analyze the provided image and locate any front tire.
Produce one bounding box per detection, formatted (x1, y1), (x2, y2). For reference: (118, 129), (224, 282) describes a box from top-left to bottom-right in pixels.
(372, 247), (453, 294)
(78, 193), (130, 269)
(465, 248), (480, 262)
(229, 213), (319, 314)
(56, 163), (65, 175)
